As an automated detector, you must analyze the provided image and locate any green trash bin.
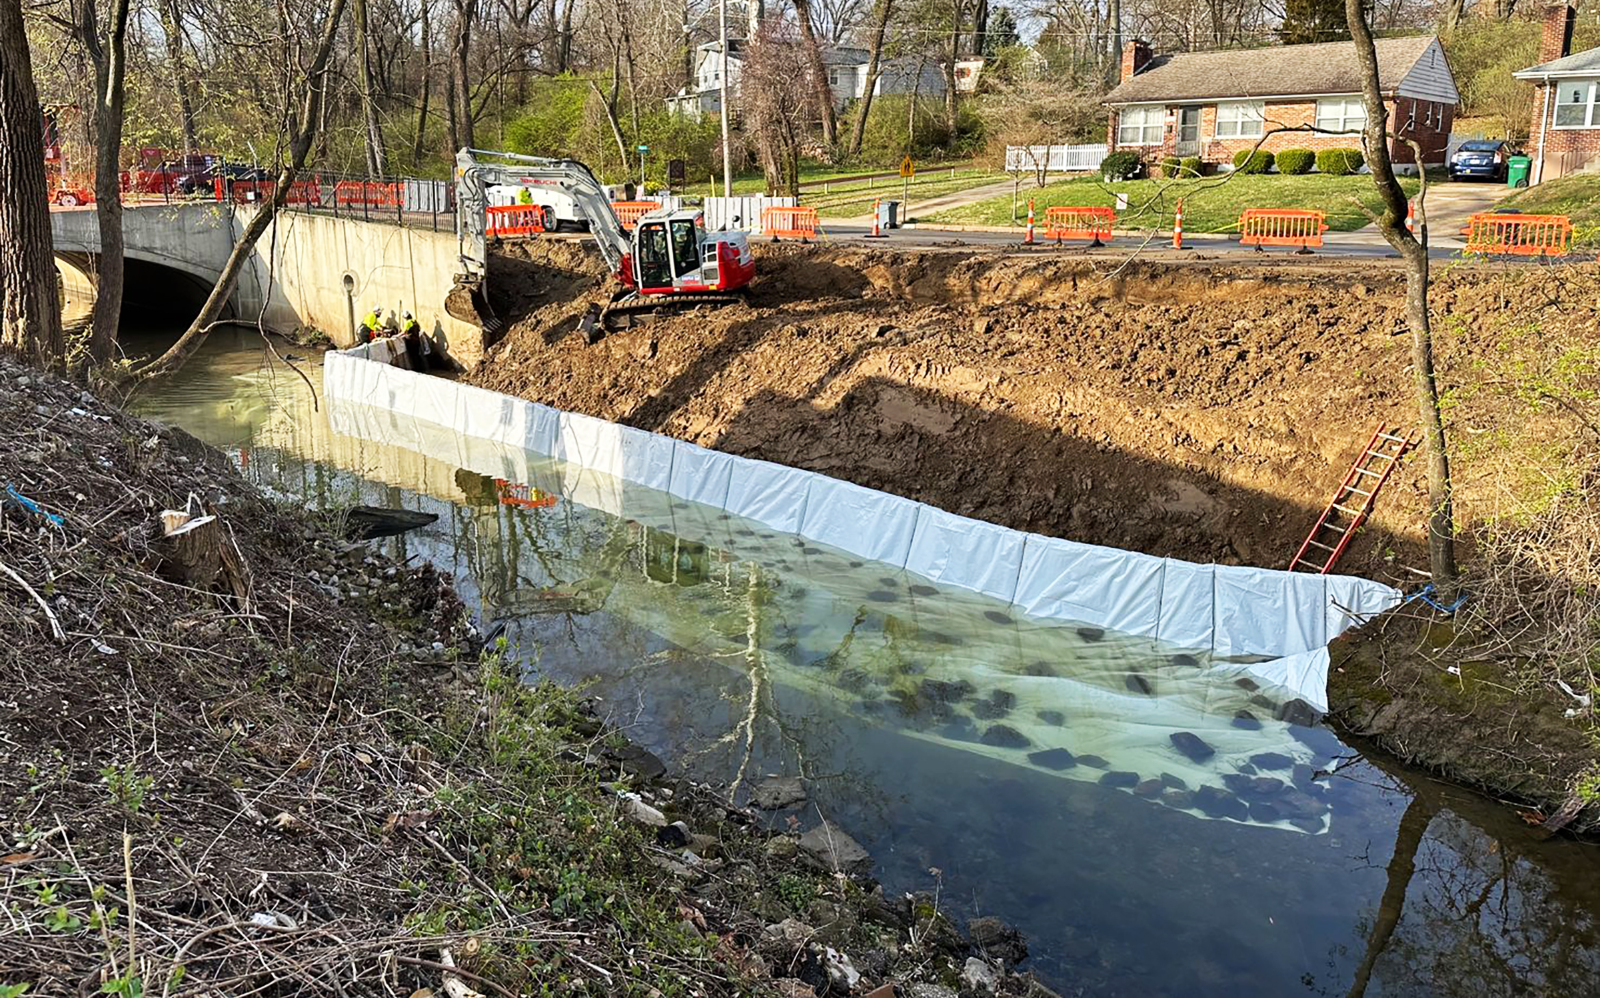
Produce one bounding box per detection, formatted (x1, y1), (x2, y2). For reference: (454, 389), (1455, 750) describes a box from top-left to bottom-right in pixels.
(1506, 155), (1532, 188)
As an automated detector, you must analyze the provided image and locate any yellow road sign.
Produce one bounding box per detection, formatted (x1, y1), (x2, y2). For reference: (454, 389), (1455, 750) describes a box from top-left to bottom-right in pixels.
(899, 156), (915, 178)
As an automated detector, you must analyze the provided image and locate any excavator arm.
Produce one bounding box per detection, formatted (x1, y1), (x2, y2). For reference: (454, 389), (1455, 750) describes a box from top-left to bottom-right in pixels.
(454, 148), (631, 281)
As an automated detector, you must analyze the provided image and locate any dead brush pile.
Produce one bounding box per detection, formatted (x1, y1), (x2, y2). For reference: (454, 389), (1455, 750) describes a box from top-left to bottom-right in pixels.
(0, 357), (740, 996)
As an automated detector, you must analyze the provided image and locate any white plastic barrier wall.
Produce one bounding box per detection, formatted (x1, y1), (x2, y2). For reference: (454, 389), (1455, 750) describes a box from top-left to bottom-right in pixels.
(325, 347), (1400, 709)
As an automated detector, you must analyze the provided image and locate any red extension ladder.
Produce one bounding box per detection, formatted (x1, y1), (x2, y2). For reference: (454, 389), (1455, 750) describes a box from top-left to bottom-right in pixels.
(1288, 423), (1417, 574)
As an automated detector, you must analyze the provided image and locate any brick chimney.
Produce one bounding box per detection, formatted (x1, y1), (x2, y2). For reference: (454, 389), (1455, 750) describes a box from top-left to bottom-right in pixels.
(1121, 40), (1153, 83)
(1539, 4), (1576, 63)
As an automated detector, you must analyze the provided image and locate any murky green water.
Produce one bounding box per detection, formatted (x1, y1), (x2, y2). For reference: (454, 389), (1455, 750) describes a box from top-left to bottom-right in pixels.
(130, 328), (1600, 996)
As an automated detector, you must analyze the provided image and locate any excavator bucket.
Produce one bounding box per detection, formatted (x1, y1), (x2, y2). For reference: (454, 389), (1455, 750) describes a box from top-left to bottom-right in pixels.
(576, 303), (604, 344)
(445, 276), (505, 340)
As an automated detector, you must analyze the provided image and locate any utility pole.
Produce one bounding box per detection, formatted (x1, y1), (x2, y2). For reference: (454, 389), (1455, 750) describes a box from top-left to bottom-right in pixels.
(718, 0), (732, 198)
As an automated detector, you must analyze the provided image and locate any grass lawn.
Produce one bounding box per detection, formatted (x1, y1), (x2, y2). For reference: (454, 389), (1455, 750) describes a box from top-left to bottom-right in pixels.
(805, 168), (1009, 218)
(1499, 173), (1600, 246)
(926, 173), (1424, 233)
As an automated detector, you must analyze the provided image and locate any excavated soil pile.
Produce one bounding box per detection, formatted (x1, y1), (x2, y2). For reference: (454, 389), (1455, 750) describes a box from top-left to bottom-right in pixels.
(472, 240), (1594, 583)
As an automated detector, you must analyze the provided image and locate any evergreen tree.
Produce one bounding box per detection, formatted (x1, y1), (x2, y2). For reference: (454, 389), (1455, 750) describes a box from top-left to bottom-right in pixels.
(1281, 0), (1350, 44)
(984, 5), (1019, 56)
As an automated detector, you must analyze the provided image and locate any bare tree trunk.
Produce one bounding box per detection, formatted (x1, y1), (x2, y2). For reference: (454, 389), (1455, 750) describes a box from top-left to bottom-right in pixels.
(158, 0), (197, 157)
(1346, 0), (1457, 595)
(74, 0), (133, 369)
(451, 0), (477, 150)
(848, 0), (895, 157)
(445, 67), (459, 152)
(136, 0), (350, 381)
(412, 0), (432, 165)
(1440, 0), (1467, 32)
(1107, 0), (1122, 82)
(944, 0), (962, 137)
(557, 0), (572, 72)
(792, 0), (837, 147)
(0, 0), (64, 370)
(355, 0), (388, 175)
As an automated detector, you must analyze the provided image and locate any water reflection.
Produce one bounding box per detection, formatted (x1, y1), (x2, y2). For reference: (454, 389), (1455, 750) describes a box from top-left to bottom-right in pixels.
(128, 332), (1600, 996)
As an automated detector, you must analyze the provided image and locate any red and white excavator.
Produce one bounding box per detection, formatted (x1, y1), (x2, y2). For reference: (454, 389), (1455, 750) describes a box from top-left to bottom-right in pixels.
(451, 148), (755, 341)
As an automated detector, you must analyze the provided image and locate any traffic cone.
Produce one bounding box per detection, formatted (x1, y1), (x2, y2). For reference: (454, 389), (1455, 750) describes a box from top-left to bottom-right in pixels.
(867, 198), (886, 238)
(1025, 200), (1035, 245)
(1173, 199), (1187, 250)
(1405, 200), (1415, 236)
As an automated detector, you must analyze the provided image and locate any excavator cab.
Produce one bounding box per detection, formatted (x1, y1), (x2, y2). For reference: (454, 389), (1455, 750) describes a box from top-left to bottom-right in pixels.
(632, 213), (709, 291)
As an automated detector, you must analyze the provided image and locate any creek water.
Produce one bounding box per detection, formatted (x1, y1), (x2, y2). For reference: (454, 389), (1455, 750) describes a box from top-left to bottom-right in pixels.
(129, 328), (1600, 996)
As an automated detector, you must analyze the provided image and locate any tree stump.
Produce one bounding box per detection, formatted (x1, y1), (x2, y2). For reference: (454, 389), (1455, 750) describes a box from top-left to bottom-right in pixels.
(156, 509), (225, 588)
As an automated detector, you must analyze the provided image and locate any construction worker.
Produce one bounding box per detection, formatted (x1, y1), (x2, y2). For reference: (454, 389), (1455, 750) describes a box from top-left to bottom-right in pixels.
(398, 310), (432, 371)
(357, 303), (383, 343)
(517, 185), (534, 205)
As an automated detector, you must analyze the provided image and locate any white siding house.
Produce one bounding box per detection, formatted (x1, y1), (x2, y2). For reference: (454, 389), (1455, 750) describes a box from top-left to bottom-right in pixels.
(666, 40), (946, 120)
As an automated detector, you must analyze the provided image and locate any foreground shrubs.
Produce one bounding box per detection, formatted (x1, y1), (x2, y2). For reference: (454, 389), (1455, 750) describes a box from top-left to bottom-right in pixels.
(1232, 149), (1275, 174)
(1316, 148), (1365, 174)
(1276, 148), (1315, 174)
(1101, 150), (1145, 180)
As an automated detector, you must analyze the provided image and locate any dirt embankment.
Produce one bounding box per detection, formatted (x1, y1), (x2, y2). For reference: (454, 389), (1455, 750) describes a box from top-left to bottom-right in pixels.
(0, 357), (1063, 997)
(469, 240), (1600, 831)
(474, 240), (1582, 580)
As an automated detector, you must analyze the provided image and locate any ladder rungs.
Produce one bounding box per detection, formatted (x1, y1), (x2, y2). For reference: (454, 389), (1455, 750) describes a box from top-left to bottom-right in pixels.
(1342, 486), (1373, 497)
(1306, 540), (1338, 553)
(1332, 504), (1366, 517)
(1378, 432), (1410, 443)
(1368, 452), (1397, 462)
(1354, 468), (1383, 477)
(1320, 522), (1347, 534)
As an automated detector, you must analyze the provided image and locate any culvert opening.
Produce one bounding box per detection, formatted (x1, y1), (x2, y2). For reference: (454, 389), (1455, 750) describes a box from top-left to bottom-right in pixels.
(119, 258), (226, 333)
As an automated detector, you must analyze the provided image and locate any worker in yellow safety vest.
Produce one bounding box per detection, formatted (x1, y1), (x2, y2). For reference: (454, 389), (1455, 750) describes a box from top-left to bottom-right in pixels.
(517, 186), (534, 205)
(398, 310), (432, 370)
(357, 304), (382, 343)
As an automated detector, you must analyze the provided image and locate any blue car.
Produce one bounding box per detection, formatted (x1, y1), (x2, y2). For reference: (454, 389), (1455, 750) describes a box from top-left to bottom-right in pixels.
(1449, 140), (1508, 182)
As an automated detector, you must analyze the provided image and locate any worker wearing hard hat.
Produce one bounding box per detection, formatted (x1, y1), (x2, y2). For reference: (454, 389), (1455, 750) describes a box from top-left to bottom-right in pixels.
(357, 304), (383, 343)
(398, 309), (432, 371)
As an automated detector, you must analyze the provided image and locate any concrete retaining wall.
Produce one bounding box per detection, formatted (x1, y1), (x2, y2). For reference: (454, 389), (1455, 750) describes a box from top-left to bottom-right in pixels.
(236, 207), (482, 363)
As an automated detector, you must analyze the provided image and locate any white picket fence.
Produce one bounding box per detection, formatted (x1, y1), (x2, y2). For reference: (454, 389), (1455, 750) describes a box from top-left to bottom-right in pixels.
(1005, 144), (1109, 174)
(702, 195), (797, 235)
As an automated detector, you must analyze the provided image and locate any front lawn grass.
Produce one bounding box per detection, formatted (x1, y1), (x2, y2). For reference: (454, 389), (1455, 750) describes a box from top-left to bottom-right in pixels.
(926, 172), (1424, 233)
(1499, 172), (1600, 246)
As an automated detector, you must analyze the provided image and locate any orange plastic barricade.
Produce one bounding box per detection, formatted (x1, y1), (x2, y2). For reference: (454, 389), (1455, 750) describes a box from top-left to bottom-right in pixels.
(610, 200), (661, 230)
(485, 204), (545, 238)
(334, 180), (402, 208)
(1044, 206), (1114, 246)
(761, 206), (820, 242)
(1464, 213), (1571, 257)
(495, 479), (559, 509)
(1239, 209), (1328, 252)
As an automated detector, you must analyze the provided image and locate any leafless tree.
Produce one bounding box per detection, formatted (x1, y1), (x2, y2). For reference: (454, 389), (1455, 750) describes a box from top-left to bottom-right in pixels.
(793, 0), (839, 147)
(847, 0), (896, 156)
(742, 19), (811, 195)
(1345, 0), (1458, 594)
(136, 0), (351, 380)
(0, 0), (64, 370)
(355, 0), (389, 173)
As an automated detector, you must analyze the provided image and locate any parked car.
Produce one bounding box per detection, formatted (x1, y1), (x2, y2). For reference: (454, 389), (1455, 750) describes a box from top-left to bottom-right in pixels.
(177, 161), (269, 196)
(1449, 140), (1509, 182)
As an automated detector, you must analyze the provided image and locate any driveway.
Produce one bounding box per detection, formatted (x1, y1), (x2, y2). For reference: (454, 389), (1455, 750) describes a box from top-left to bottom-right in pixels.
(1412, 180), (1511, 246)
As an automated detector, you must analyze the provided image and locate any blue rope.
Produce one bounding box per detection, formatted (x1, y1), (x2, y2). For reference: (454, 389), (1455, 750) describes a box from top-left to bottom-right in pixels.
(4, 484), (64, 527)
(1404, 582), (1469, 613)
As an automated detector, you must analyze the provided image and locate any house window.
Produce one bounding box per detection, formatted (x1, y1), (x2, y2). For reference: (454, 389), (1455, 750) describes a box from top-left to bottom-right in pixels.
(1315, 97), (1367, 134)
(1214, 101), (1264, 138)
(1554, 80), (1599, 128)
(1117, 106), (1164, 146)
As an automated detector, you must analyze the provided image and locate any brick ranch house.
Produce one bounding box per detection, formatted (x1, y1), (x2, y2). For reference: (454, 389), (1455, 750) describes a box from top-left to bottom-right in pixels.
(1103, 35), (1459, 172)
(1515, 3), (1600, 184)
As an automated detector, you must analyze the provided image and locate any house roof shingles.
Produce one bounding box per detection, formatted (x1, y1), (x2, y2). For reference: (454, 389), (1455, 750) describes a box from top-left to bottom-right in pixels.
(1104, 35), (1436, 105)
(1515, 45), (1600, 77)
